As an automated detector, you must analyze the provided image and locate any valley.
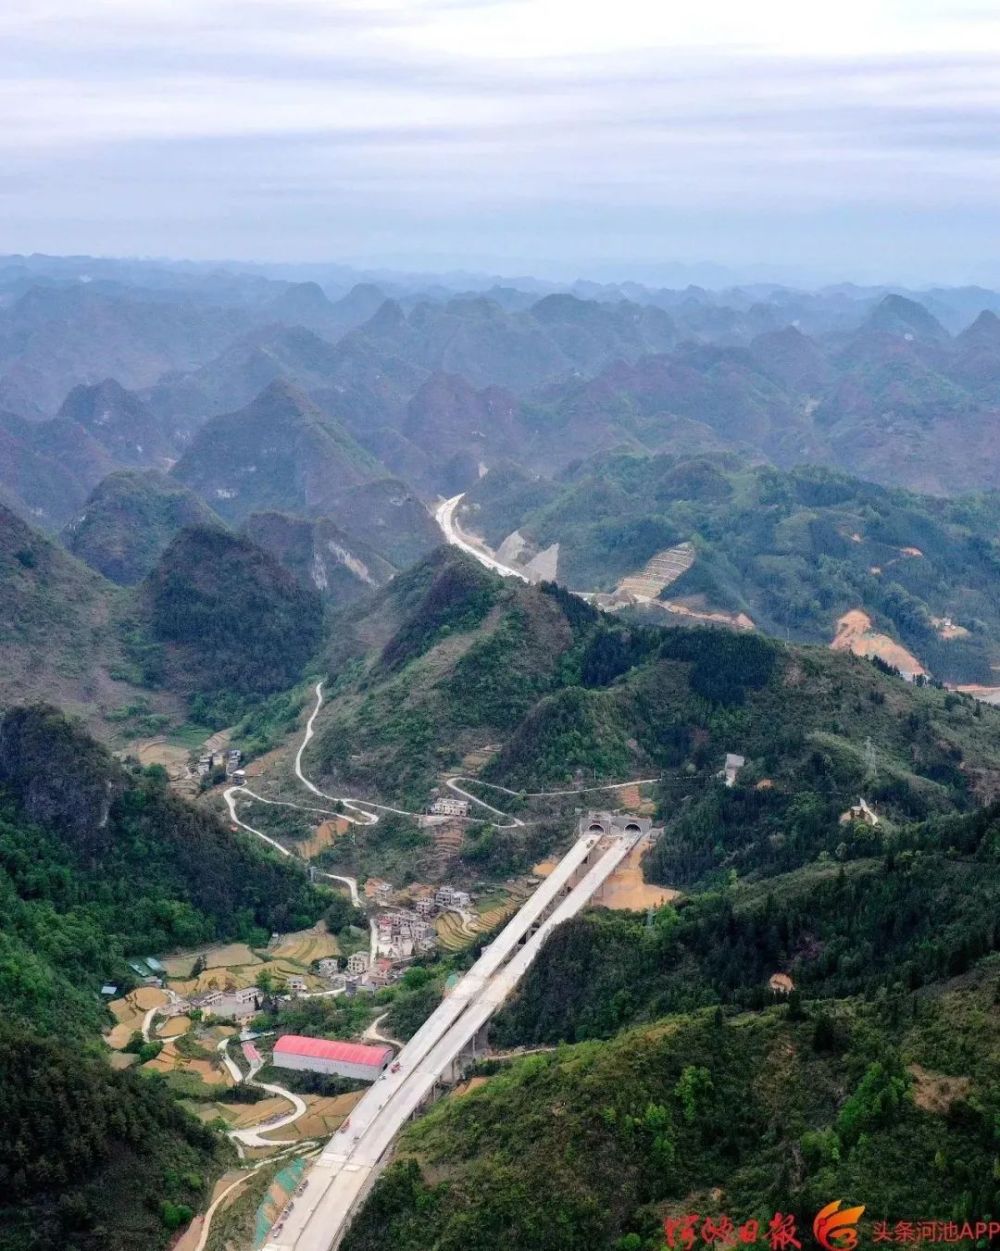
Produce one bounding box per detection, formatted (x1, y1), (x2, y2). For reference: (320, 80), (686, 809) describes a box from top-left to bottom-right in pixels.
(5, 255), (1000, 1251)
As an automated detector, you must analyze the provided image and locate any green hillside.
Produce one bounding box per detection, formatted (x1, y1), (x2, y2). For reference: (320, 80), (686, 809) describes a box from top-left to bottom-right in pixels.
(346, 801), (1000, 1251)
(345, 973), (1000, 1251)
(141, 524), (326, 725)
(170, 379), (383, 525)
(459, 456), (1000, 682)
(0, 502), (183, 731)
(302, 549), (1000, 888)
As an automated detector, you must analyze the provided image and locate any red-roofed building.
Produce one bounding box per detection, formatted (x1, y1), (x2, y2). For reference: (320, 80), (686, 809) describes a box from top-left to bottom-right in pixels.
(272, 1034), (393, 1082)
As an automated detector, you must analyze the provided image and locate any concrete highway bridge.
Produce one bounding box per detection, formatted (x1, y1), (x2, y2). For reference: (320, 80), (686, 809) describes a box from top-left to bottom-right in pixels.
(263, 814), (652, 1251)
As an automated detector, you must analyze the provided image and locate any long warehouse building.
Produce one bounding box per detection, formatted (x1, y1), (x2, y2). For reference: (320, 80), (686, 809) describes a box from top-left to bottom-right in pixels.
(273, 1036), (393, 1082)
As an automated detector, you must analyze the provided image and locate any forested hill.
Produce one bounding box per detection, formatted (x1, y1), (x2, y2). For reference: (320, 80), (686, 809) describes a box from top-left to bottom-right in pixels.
(305, 548), (1000, 878)
(345, 969), (1000, 1251)
(0, 704), (327, 1251)
(1, 505), (328, 738)
(139, 523), (326, 726)
(61, 469), (220, 586)
(458, 456), (1000, 683)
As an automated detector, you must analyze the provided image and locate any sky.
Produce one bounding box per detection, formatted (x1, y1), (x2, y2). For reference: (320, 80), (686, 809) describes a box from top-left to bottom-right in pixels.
(3, 0), (1000, 286)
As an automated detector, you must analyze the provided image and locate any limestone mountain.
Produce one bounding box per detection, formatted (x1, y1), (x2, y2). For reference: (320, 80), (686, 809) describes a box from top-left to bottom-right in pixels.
(57, 378), (174, 468)
(862, 291), (950, 342)
(328, 477), (441, 570)
(265, 280), (389, 339)
(170, 379), (383, 525)
(62, 469), (221, 585)
(146, 324), (351, 429)
(340, 292), (678, 394)
(0, 409), (117, 529)
(399, 372), (523, 494)
(242, 511), (396, 603)
(0, 503), (178, 727)
(141, 524), (326, 722)
(0, 282), (259, 412)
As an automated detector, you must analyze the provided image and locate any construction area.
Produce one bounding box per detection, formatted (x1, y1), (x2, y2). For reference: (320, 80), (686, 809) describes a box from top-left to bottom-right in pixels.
(615, 540), (696, 600)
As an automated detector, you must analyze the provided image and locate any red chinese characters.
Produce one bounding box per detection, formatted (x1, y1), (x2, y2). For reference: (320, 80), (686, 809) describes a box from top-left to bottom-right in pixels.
(663, 1213), (800, 1250)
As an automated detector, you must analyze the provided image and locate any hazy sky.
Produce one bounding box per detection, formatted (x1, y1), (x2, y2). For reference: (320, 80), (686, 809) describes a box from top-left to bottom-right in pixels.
(4, 0), (1000, 284)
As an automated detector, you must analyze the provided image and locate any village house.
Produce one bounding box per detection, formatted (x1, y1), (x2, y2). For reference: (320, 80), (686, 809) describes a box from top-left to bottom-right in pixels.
(367, 957), (398, 989)
(414, 897), (436, 917)
(316, 957), (340, 978)
(347, 951), (369, 974)
(198, 986), (263, 1019)
(364, 878), (394, 904)
(720, 753), (746, 787)
(435, 885), (472, 910)
(429, 795), (471, 818)
(372, 909), (438, 961)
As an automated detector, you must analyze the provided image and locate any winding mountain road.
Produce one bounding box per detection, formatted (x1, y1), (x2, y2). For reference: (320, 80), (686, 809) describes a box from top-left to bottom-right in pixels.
(230, 676), (661, 859)
(434, 494), (527, 581)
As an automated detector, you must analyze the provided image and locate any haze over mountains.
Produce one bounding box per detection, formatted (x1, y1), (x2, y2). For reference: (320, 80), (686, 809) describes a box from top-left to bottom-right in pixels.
(6, 252), (1000, 722)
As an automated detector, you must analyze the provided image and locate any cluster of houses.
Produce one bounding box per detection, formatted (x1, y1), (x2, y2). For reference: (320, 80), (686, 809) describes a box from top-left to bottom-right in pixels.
(431, 884), (471, 911)
(312, 952), (388, 996)
(373, 910), (438, 960)
(195, 985), (264, 1020)
(197, 746), (245, 784)
(363, 878), (472, 915)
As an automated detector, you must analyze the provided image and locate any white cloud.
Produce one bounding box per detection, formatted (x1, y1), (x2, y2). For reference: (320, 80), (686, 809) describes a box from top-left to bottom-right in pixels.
(1, 0), (999, 278)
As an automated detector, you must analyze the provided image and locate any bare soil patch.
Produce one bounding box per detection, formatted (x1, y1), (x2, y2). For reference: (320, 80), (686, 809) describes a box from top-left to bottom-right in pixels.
(157, 1015), (192, 1039)
(453, 1076), (488, 1097)
(830, 609), (925, 674)
(298, 818), (350, 858)
(599, 842), (679, 912)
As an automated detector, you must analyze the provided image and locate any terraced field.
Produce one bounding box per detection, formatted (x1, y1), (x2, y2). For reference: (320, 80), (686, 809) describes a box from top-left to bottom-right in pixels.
(434, 896), (519, 950)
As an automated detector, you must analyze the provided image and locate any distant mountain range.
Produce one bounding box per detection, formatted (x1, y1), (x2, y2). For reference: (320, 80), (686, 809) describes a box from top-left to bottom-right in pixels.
(6, 255), (1000, 736)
